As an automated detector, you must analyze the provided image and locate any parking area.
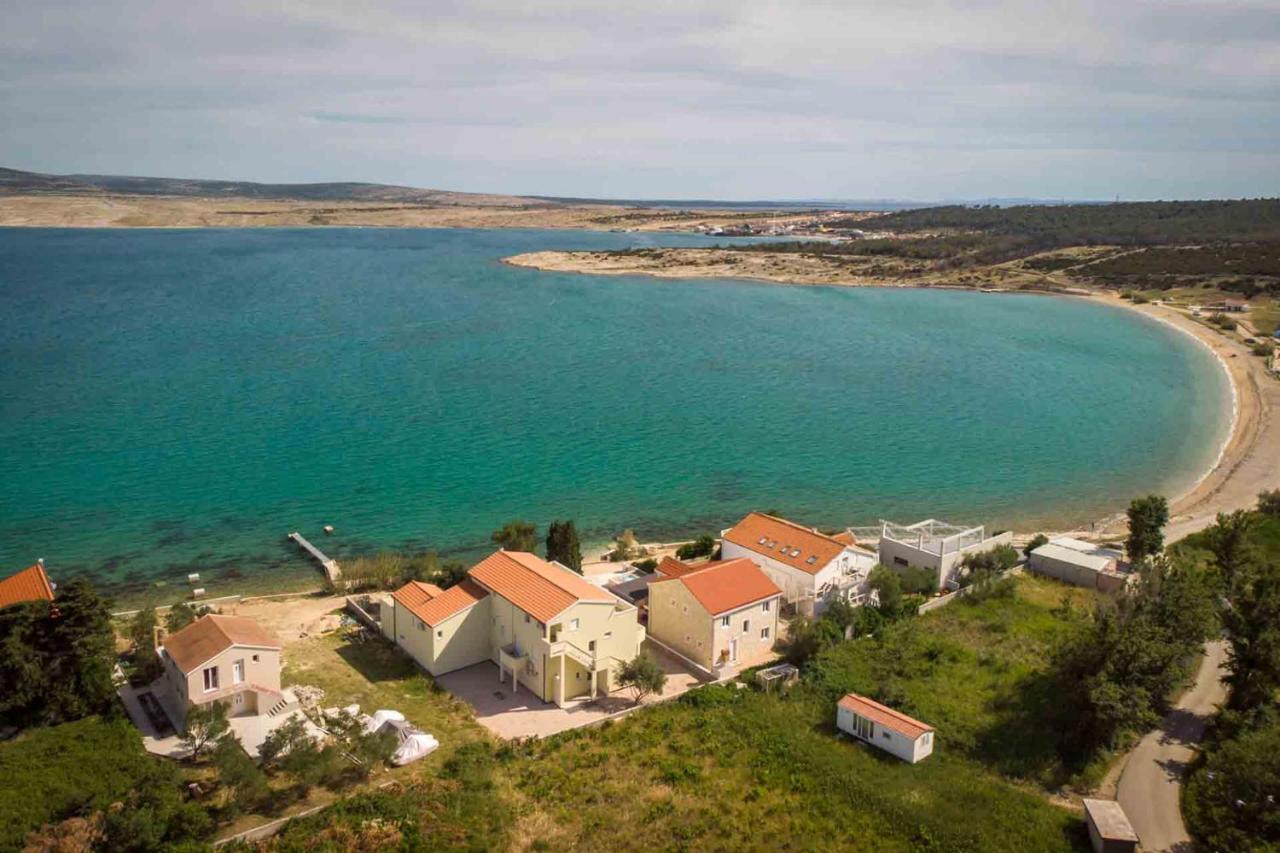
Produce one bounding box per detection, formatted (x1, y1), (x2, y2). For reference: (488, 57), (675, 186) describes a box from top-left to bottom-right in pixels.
(436, 641), (707, 739)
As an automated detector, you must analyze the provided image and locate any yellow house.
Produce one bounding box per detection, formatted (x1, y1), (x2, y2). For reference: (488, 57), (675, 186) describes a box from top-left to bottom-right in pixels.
(391, 550), (645, 706)
(647, 557), (782, 671)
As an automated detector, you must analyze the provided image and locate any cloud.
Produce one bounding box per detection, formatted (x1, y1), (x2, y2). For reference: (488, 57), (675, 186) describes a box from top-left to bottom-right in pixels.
(0, 0), (1277, 199)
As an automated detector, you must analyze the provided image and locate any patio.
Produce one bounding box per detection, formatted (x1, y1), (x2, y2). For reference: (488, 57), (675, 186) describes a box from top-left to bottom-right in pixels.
(436, 641), (708, 739)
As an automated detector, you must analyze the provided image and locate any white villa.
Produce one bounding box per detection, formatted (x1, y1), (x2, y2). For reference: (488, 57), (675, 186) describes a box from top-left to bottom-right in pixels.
(390, 550), (645, 707)
(720, 512), (877, 616)
(862, 519), (1012, 591)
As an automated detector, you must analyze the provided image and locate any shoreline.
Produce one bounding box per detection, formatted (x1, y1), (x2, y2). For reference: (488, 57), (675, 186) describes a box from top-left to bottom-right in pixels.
(507, 248), (1276, 545)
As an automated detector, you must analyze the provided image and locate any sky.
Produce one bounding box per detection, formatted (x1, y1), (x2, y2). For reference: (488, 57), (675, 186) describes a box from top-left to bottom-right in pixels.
(2, 0), (1279, 201)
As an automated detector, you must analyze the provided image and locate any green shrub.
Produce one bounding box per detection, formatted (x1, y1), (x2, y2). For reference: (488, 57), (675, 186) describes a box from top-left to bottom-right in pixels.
(675, 534), (717, 561)
(1186, 719), (1280, 850)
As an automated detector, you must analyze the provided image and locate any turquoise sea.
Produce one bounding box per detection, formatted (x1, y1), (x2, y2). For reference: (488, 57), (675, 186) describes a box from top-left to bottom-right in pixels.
(0, 227), (1230, 600)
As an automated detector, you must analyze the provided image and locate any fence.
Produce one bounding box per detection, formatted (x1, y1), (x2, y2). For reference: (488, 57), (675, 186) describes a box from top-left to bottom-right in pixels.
(916, 567), (1023, 615)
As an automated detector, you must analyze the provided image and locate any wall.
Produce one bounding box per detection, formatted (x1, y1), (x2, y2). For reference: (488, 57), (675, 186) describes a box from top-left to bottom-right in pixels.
(551, 598), (645, 701)
(488, 592), (552, 699)
(428, 598), (492, 675)
(709, 596), (780, 669)
(184, 646), (281, 707)
(647, 580), (716, 668)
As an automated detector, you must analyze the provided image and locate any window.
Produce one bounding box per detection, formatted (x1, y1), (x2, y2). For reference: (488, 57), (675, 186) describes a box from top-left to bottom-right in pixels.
(757, 536), (768, 545)
(569, 618), (579, 631)
(761, 627), (770, 640)
(604, 631), (612, 639)
(791, 548), (801, 557)
(762, 600), (771, 613)
(742, 619), (750, 633)
(436, 629), (444, 638)
(232, 659), (244, 685)
(588, 640), (596, 652)
(202, 666), (219, 692)
(720, 615), (730, 627)
(416, 618), (426, 631)
(893, 556), (909, 567)
(853, 714), (873, 740)
(252, 654), (259, 662)
(882, 731), (891, 741)
(524, 613), (531, 623)
(806, 556), (817, 565)
(922, 733), (932, 745)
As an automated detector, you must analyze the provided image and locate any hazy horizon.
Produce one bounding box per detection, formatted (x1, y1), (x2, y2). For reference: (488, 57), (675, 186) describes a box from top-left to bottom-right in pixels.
(3, 1), (1279, 201)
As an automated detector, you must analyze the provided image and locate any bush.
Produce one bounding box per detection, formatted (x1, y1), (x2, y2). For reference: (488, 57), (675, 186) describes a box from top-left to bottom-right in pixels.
(0, 717), (210, 850)
(1023, 533), (1050, 559)
(675, 534), (717, 561)
(1260, 489), (1280, 517)
(1253, 342), (1275, 357)
(899, 565), (938, 595)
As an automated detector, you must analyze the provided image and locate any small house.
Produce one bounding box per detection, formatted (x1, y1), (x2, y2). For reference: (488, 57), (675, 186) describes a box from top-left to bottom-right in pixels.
(1082, 799), (1138, 853)
(1028, 537), (1130, 592)
(647, 557), (782, 671)
(836, 692), (934, 763)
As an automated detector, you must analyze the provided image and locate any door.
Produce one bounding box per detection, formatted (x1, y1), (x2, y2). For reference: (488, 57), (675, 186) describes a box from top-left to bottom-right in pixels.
(232, 659), (244, 685)
(729, 639), (738, 663)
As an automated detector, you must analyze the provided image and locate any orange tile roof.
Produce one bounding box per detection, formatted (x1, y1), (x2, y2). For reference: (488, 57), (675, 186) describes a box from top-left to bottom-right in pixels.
(467, 550), (613, 623)
(832, 531), (855, 545)
(392, 579), (488, 627)
(723, 512), (847, 575)
(652, 558), (782, 616)
(0, 563), (55, 609)
(838, 693), (933, 740)
(163, 614), (281, 674)
(657, 556), (702, 579)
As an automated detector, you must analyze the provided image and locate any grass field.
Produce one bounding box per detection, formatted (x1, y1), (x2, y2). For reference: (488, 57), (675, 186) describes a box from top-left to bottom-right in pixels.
(263, 575), (1098, 851)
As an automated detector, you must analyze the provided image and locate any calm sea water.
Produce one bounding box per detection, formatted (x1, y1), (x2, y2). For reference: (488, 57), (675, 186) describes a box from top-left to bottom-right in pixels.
(0, 227), (1229, 600)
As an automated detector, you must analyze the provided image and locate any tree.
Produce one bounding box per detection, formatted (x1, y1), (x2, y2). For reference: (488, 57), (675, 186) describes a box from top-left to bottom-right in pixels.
(165, 602), (197, 633)
(1185, 719), (1280, 851)
(1205, 509), (1256, 587)
(1126, 494), (1169, 562)
(675, 535), (717, 561)
(868, 565), (904, 617)
(617, 652), (667, 705)
(211, 732), (270, 814)
(899, 565), (938, 595)
(545, 520), (583, 573)
(129, 606), (162, 682)
(780, 615), (821, 667)
(1258, 489), (1280, 518)
(98, 759), (213, 850)
(181, 701), (230, 761)
(0, 602), (50, 725)
(44, 578), (116, 723)
(1221, 561), (1280, 712)
(491, 520), (537, 552)
(1023, 533), (1050, 559)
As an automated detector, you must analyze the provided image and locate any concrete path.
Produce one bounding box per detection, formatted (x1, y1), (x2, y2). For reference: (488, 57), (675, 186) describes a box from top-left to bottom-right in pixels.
(1116, 640), (1229, 852)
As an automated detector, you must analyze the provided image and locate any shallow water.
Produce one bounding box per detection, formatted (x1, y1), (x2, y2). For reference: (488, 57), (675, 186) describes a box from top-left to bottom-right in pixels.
(0, 227), (1230, 598)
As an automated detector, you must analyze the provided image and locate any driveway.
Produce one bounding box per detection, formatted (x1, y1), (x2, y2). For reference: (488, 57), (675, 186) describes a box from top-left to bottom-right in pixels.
(436, 642), (706, 739)
(1117, 640), (1229, 852)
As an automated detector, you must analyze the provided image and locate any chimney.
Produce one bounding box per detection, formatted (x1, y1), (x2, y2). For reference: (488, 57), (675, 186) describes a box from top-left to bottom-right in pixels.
(37, 557), (44, 568)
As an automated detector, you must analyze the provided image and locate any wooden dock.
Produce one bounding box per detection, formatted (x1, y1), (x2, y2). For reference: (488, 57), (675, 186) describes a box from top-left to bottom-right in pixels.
(289, 532), (342, 584)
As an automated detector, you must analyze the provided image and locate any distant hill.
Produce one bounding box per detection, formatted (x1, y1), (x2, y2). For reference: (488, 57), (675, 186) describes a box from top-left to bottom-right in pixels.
(0, 167), (556, 208)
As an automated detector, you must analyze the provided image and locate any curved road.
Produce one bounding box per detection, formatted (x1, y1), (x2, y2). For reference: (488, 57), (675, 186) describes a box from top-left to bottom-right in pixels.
(1116, 640), (1229, 852)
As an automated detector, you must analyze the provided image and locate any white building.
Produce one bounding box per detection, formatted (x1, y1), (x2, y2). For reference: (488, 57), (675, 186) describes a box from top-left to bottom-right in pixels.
(720, 512), (878, 616)
(1029, 537), (1130, 593)
(866, 519), (1013, 591)
(836, 692), (934, 763)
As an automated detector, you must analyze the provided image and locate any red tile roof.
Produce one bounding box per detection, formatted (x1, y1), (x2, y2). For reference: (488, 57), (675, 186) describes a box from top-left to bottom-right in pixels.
(468, 551), (614, 623)
(163, 614), (281, 674)
(652, 558), (782, 616)
(0, 563), (55, 609)
(832, 531), (855, 546)
(838, 693), (933, 740)
(392, 579), (488, 627)
(723, 512), (847, 575)
(657, 556), (702, 579)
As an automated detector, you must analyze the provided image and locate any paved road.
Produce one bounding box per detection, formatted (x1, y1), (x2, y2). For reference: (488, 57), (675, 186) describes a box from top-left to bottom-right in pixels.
(1116, 640), (1229, 852)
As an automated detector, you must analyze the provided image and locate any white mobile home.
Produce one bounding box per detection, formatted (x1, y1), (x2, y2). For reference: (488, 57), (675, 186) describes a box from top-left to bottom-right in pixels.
(836, 692), (934, 763)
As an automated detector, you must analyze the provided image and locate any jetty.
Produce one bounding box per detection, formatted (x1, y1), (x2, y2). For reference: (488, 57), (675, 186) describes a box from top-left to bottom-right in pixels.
(289, 532), (342, 584)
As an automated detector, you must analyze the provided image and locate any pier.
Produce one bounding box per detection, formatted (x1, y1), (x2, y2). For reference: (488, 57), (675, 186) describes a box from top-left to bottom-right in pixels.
(289, 532), (342, 585)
